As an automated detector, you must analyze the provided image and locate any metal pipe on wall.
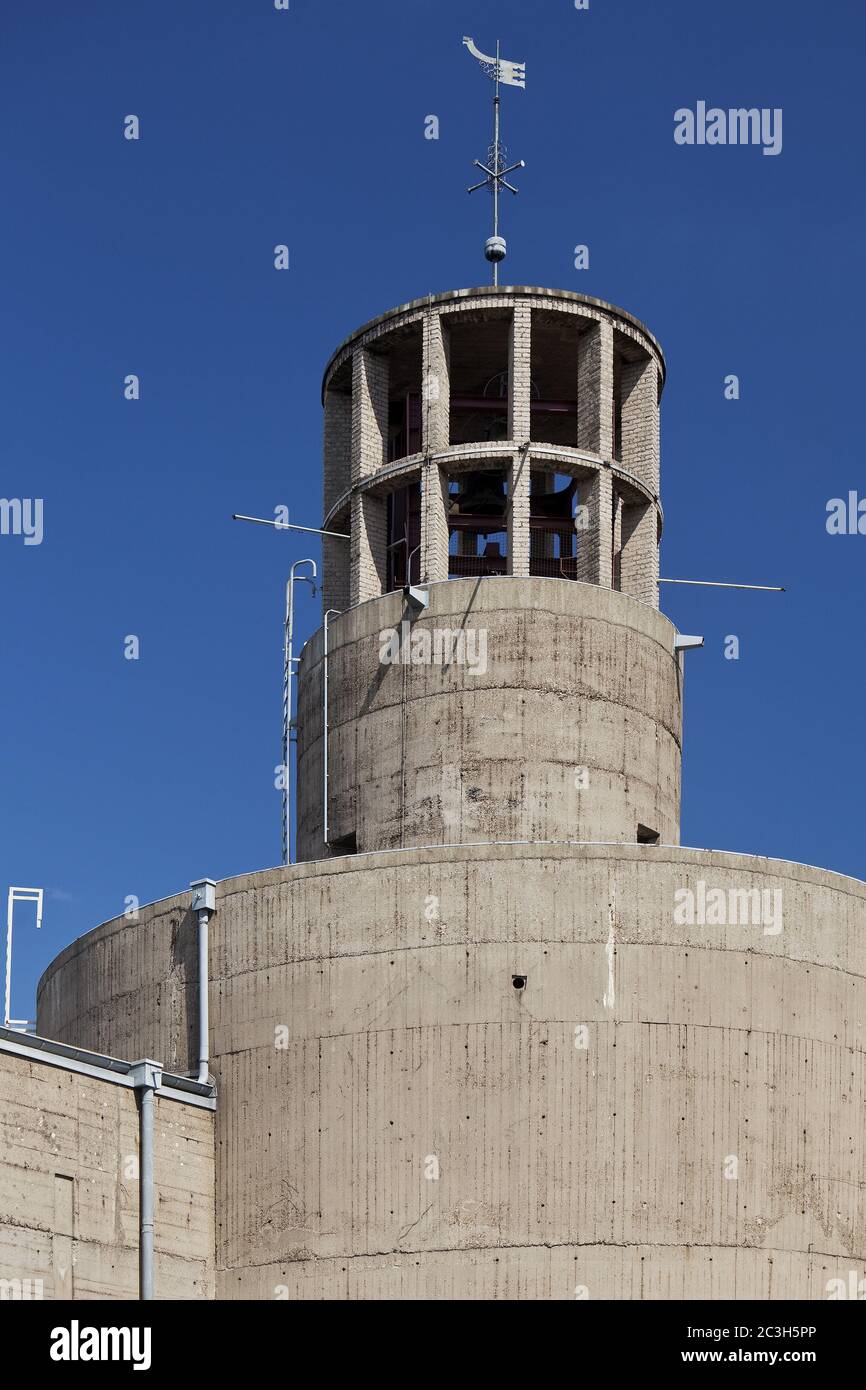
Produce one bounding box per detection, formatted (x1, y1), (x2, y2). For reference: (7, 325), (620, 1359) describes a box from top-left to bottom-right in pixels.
(190, 880), (217, 1085)
(196, 911), (209, 1084)
(131, 1059), (162, 1301)
(322, 609), (341, 849)
(283, 559), (317, 866)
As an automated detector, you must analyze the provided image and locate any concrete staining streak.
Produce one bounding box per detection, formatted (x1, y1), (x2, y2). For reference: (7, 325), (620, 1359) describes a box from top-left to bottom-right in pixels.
(603, 887), (616, 1010)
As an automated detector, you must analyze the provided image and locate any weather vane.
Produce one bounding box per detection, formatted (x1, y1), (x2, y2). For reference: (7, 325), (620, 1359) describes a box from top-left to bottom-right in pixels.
(463, 36), (526, 285)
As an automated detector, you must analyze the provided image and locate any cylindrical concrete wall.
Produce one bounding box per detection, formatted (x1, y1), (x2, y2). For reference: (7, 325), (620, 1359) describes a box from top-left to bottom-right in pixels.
(295, 578), (683, 860)
(37, 844), (866, 1300)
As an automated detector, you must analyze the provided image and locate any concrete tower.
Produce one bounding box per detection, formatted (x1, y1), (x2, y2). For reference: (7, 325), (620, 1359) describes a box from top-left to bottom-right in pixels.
(298, 287), (673, 860)
(33, 286), (866, 1301)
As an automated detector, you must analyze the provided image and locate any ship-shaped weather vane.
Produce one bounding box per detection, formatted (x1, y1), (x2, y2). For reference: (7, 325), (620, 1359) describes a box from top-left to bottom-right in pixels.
(463, 36), (526, 285)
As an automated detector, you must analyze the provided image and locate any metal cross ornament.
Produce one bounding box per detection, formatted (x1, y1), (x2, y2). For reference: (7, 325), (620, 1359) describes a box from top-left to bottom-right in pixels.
(463, 37), (527, 284)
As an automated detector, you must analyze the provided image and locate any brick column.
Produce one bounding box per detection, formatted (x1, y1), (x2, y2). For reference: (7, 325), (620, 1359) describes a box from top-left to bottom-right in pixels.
(508, 303), (532, 576)
(422, 311), (450, 454)
(420, 460), (449, 583)
(508, 302), (532, 444)
(619, 501), (659, 606)
(577, 318), (614, 459)
(350, 492), (388, 605)
(612, 490), (623, 591)
(620, 354), (660, 494)
(322, 533), (350, 615)
(323, 388), (352, 514)
(321, 387), (352, 617)
(351, 349), (389, 482)
(574, 466), (613, 588)
(508, 448), (531, 577)
(349, 348), (389, 606)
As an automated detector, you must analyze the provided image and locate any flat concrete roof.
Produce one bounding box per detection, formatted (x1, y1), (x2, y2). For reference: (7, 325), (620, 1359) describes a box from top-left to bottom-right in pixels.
(321, 285), (666, 401)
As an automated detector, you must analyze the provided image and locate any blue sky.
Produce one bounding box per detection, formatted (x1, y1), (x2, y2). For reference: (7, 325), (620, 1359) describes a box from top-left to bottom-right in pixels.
(2, 0), (864, 1019)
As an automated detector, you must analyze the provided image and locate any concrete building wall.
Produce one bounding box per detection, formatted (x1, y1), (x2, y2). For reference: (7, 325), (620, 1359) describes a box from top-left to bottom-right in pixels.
(0, 1054), (214, 1300)
(294, 578), (682, 861)
(36, 844), (866, 1301)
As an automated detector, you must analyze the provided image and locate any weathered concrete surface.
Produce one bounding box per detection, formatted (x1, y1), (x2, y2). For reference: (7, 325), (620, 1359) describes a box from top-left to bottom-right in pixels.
(0, 1054), (214, 1299)
(37, 844), (866, 1300)
(296, 580), (683, 859)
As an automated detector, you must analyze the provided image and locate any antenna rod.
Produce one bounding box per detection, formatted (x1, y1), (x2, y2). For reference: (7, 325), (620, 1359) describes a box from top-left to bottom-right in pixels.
(232, 514), (350, 541)
(492, 39), (500, 286)
(659, 579), (786, 592)
(464, 35), (524, 281)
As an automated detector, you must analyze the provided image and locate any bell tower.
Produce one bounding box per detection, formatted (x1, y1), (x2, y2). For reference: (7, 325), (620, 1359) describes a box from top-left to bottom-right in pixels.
(296, 286), (678, 860)
(31, 33), (866, 1309)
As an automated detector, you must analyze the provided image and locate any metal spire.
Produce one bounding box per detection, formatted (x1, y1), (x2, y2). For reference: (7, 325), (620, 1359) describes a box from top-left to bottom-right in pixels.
(464, 37), (526, 285)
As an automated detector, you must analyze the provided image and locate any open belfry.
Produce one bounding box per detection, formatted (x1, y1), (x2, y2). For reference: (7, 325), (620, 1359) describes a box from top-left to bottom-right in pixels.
(2, 38), (863, 1305)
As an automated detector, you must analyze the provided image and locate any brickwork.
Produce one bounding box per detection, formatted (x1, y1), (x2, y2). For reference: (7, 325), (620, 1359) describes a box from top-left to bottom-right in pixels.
(612, 490), (623, 589)
(347, 348), (389, 604)
(508, 305), (532, 576)
(350, 492), (387, 605)
(322, 288), (665, 394)
(421, 311), (450, 454)
(420, 460), (450, 582)
(323, 389), (352, 514)
(508, 449), (531, 576)
(574, 466), (613, 587)
(508, 303), (532, 444)
(621, 354), (660, 493)
(620, 500), (659, 605)
(351, 348), (389, 484)
(577, 318), (614, 458)
(323, 532), (350, 615)
(323, 290), (662, 611)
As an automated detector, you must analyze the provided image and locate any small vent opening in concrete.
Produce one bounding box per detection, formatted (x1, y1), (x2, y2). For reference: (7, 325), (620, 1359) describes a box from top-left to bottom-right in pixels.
(512, 974), (527, 990)
(637, 825), (660, 845)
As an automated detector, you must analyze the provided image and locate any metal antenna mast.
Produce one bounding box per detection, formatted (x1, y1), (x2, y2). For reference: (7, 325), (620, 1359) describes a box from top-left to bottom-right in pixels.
(464, 36), (526, 284)
(232, 512), (349, 865)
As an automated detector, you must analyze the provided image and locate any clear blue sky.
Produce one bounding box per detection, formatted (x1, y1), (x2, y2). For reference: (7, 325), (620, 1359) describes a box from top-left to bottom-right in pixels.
(2, 0), (864, 1019)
